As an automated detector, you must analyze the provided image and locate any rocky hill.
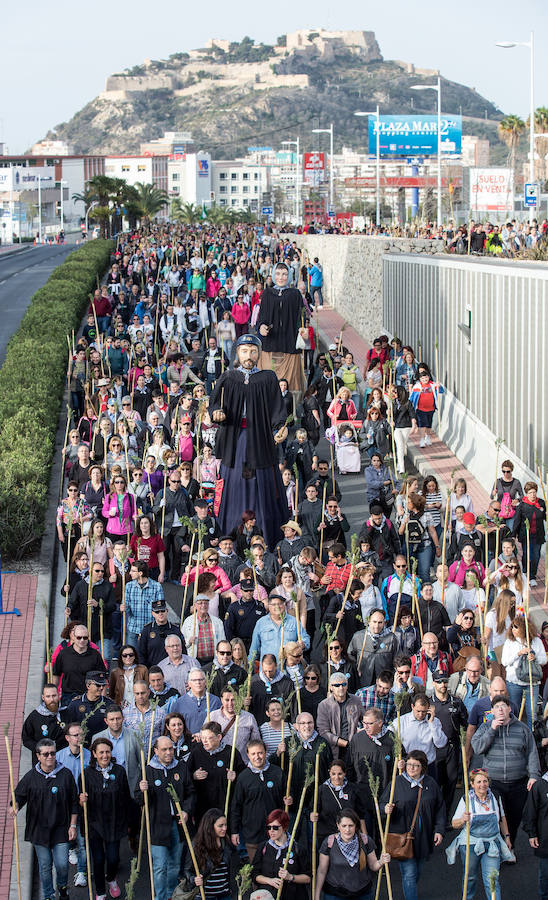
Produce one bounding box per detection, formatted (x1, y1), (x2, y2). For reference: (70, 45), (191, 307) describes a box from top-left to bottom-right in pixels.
(40, 29), (505, 158)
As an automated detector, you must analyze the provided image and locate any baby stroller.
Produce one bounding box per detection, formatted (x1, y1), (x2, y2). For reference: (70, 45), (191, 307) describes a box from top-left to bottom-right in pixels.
(326, 420), (363, 475)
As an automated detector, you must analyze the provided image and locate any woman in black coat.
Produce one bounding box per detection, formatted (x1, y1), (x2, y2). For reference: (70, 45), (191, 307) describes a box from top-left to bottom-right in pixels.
(78, 738), (130, 900)
(319, 637), (359, 695)
(299, 664), (327, 724)
(310, 759), (366, 848)
(380, 750), (445, 900)
(512, 481), (546, 583)
(252, 808), (310, 898)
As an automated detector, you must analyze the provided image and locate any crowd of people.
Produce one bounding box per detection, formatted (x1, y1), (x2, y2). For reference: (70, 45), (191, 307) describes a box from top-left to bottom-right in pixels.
(11, 221), (548, 900)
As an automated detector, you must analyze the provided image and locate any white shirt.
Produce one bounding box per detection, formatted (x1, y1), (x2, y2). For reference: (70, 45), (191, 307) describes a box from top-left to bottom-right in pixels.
(501, 636), (547, 685)
(391, 711), (448, 763)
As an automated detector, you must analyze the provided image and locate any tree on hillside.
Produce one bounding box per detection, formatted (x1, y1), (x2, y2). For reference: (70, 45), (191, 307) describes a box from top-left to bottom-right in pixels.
(498, 115), (525, 176)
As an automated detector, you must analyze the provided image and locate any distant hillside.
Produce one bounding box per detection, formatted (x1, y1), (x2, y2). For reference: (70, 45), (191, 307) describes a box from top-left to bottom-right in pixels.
(40, 29), (506, 158)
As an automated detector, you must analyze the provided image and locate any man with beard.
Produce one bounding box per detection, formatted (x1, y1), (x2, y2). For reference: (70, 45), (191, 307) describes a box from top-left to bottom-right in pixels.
(22, 683), (66, 752)
(256, 262), (304, 393)
(209, 334), (289, 549)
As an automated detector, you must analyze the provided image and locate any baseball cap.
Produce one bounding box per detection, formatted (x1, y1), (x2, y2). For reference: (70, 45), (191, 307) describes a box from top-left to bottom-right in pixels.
(432, 672), (449, 683)
(462, 512), (476, 525)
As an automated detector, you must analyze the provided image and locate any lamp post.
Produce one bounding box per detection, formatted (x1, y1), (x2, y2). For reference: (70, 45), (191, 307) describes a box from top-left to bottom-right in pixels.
(311, 123), (334, 213)
(355, 107), (380, 225)
(59, 179), (67, 232)
(38, 176), (42, 244)
(496, 31), (535, 224)
(410, 77), (442, 227)
(282, 138), (300, 224)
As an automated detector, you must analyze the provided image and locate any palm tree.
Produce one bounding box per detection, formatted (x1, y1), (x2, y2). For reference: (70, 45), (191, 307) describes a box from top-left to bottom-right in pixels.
(134, 182), (169, 222)
(498, 115), (525, 174)
(177, 202), (201, 225)
(534, 107), (548, 181)
(170, 197), (185, 221)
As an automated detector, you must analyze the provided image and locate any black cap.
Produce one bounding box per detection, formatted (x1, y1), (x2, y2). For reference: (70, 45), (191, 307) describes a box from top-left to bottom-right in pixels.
(433, 671), (449, 683)
(85, 670), (107, 685)
(152, 599), (167, 612)
(240, 578), (254, 591)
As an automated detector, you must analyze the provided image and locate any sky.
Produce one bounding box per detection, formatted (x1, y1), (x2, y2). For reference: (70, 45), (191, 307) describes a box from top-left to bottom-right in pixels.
(2, 0), (547, 153)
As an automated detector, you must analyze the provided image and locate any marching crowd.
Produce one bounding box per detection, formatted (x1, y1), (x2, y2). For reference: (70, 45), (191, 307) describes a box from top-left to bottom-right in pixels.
(12, 222), (548, 900)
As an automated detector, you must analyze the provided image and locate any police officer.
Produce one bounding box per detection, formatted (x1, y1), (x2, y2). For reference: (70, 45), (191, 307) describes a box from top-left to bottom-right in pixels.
(65, 671), (116, 746)
(432, 670), (468, 815)
(224, 578), (267, 651)
(138, 598), (182, 667)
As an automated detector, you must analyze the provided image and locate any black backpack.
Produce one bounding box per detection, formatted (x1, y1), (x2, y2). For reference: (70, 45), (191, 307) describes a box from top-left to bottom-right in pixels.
(406, 517), (425, 545)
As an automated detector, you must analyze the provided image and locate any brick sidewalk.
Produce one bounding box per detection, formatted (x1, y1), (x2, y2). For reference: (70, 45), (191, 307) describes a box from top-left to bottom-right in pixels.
(0, 574), (38, 899)
(316, 305), (546, 609)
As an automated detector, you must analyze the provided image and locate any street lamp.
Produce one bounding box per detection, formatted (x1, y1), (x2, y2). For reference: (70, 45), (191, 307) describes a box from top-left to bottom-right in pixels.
(281, 138), (300, 224)
(496, 31), (535, 224)
(410, 77), (442, 227)
(59, 179), (67, 232)
(355, 107), (380, 225)
(311, 124), (334, 213)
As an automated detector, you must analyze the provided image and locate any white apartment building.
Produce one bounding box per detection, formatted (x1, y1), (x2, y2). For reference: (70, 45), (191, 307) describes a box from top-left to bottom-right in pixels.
(167, 152), (212, 206)
(210, 159), (270, 209)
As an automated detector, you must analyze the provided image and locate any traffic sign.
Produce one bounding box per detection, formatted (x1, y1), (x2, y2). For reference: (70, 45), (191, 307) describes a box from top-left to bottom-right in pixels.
(262, 206), (273, 216)
(524, 183), (539, 207)
(328, 209), (335, 218)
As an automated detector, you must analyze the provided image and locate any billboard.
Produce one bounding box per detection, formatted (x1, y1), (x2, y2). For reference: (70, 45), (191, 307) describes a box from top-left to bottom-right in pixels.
(368, 115), (462, 156)
(197, 158), (209, 177)
(304, 151), (325, 186)
(470, 168), (513, 213)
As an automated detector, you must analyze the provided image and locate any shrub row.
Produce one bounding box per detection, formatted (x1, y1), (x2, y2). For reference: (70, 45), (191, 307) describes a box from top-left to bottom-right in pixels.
(0, 239), (114, 558)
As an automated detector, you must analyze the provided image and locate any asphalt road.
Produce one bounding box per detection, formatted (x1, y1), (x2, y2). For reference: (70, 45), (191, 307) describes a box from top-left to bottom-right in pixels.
(48, 424), (540, 898)
(0, 243), (77, 365)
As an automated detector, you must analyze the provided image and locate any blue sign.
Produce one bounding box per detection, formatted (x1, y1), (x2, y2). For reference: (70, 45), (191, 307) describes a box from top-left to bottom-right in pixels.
(524, 183), (539, 207)
(262, 206), (274, 216)
(368, 115), (462, 156)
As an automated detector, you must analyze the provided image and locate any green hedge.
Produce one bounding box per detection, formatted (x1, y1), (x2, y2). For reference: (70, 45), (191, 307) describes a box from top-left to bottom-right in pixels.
(0, 239), (114, 558)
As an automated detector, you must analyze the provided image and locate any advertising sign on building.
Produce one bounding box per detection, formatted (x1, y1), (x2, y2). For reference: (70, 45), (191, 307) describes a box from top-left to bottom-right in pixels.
(470, 168), (513, 213)
(303, 152), (325, 186)
(197, 158), (209, 177)
(368, 115), (462, 156)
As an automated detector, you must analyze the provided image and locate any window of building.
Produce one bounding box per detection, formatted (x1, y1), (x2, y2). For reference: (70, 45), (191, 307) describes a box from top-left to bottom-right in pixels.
(121, 165), (130, 172)
(219, 172), (227, 180)
(231, 199), (238, 206)
(171, 173), (179, 181)
(254, 173), (259, 180)
(231, 186), (237, 193)
(171, 186), (180, 194)
(219, 186), (227, 193)
(231, 173), (237, 180)
(242, 173), (249, 180)
(254, 186), (258, 193)
(242, 186), (249, 193)
(220, 199), (227, 206)
(137, 165), (146, 172)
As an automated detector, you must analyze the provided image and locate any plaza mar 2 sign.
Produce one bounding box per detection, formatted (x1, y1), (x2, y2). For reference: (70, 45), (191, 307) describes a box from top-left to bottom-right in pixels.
(470, 168), (514, 213)
(368, 115), (462, 156)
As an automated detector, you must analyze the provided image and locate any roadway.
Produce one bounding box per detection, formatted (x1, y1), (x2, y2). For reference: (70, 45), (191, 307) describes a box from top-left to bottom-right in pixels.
(0, 242), (78, 365)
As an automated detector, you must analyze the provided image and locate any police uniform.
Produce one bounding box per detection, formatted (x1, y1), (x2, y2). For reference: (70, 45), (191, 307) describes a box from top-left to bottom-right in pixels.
(224, 595), (267, 649)
(65, 692), (116, 746)
(433, 687), (468, 814)
(138, 620), (182, 668)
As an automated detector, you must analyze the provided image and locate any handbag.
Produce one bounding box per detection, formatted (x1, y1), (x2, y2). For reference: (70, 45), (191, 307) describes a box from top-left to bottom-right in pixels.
(172, 881), (199, 900)
(516, 652), (543, 685)
(385, 785), (422, 860)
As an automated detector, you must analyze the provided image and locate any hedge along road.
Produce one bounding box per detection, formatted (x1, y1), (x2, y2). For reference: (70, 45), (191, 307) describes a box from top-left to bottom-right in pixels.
(0, 242), (78, 365)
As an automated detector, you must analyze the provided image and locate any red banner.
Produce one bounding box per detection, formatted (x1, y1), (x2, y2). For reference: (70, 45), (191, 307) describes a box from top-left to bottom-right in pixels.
(344, 176), (462, 188)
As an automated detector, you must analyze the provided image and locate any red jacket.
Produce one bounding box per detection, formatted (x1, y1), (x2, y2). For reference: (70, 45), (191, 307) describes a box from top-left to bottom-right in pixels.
(411, 648), (453, 687)
(89, 296), (112, 317)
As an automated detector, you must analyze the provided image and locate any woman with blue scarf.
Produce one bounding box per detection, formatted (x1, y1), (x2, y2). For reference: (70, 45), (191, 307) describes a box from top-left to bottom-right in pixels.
(315, 807), (390, 900)
(446, 768), (514, 899)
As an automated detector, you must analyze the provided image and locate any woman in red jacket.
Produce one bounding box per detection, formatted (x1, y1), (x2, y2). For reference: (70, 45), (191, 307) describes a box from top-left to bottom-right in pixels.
(231, 292), (251, 338)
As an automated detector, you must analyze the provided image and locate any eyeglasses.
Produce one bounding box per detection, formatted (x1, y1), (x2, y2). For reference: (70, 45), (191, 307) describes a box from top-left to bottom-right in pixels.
(304, 676), (318, 682)
(67, 488), (78, 492)
(267, 825), (281, 831)
(507, 566), (518, 571)
(217, 650), (232, 656)
(397, 669), (411, 675)
(330, 645), (341, 651)
(502, 469), (512, 473)
(114, 479), (125, 484)
(395, 564), (407, 569)
(491, 506), (501, 512)
(74, 635), (89, 641)
(332, 683), (346, 688)
(121, 652), (135, 658)
(462, 616), (474, 621)
(39, 751), (57, 757)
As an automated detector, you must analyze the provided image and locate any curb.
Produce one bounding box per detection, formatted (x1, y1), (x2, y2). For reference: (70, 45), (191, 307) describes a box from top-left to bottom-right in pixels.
(0, 245), (31, 261)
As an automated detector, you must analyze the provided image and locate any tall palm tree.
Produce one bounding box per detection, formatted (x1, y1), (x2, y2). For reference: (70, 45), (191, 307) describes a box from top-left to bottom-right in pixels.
(134, 182), (169, 222)
(498, 115), (526, 175)
(534, 107), (548, 180)
(178, 202), (201, 225)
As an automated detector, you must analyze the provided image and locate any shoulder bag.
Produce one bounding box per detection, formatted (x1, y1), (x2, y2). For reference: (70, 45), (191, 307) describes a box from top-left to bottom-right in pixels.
(385, 785), (422, 860)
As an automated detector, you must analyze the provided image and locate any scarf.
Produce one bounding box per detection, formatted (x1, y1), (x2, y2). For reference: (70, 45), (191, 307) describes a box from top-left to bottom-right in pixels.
(214, 661), (234, 675)
(403, 771), (424, 789)
(35, 762), (64, 779)
(286, 664), (303, 689)
(336, 833), (360, 867)
(368, 514), (387, 532)
(206, 741), (226, 756)
(299, 729), (318, 750)
(259, 669), (284, 688)
(149, 754), (179, 773)
(268, 832), (291, 860)
(247, 760), (270, 781)
(324, 776), (348, 799)
(36, 703), (61, 721)
(96, 762), (114, 781)
(368, 725), (388, 746)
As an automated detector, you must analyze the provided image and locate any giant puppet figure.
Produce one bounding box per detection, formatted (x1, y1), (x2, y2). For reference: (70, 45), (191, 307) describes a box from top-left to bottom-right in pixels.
(256, 261), (304, 392)
(209, 334), (289, 549)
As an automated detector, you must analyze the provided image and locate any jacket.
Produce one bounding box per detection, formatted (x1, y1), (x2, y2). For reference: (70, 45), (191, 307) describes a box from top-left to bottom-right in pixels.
(471, 714), (541, 782)
(347, 629), (398, 688)
(411, 649), (453, 689)
(109, 665), (149, 706)
(102, 492), (136, 535)
(181, 613), (226, 658)
(523, 777), (548, 857)
(93, 726), (142, 795)
(447, 671), (490, 704)
(317, 694), (364, 759)
(152, 486), (193, 533)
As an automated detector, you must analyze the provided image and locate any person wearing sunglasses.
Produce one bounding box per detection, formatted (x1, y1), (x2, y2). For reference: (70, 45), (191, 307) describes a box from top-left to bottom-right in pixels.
(446, 609), (481, 658)
(299, 663), (327, 723)
(492, 459), (523, 531)
(251, 808), (311, 896)
(321, 638), (359, 695)
(13, 738), (78, 900)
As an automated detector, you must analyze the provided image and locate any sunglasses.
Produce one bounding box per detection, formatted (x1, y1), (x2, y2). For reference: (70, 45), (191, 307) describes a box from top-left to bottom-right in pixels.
(267, 825), (281, 831)
(40, 751), (57, 757)
(68, 488), (78, 492)
(121, 652), (135, 657)
(304, 676), (318, 682)
(332, 683), (346, 688)
(218, 650), (232, 656)
(74, 635), (89, 641)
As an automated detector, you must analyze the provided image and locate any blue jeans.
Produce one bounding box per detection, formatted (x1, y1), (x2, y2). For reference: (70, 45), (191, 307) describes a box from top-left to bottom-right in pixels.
(506, 680), (539, 730)
(125, 629), (140, 652)
(398, 856), (425, 900)
(151, 819), (182, 900)
(539, 855), (548, 900)
(459, 845), (500, 900)
(97, 316), (111, 334)
(411, 544), (435, 584)
(34, 842), (69, 898)
(523, 538), (543, 579)
(312, 286), (324, 306)
(76, 824), (86, 874)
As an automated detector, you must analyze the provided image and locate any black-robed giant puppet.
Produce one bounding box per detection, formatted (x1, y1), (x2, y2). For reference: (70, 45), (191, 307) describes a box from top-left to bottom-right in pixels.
(209, 334), (289, 550)
(256, 261), (304, 393)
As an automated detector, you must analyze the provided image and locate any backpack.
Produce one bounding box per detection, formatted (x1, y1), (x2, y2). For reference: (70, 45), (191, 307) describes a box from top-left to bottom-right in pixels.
(500, 491), (514, 519)
(341, 366), (358, 392)
(406, 517), (425, 545)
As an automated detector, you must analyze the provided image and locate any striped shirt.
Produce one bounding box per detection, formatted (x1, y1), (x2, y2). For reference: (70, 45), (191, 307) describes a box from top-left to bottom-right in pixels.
(260, 722), (284, 756)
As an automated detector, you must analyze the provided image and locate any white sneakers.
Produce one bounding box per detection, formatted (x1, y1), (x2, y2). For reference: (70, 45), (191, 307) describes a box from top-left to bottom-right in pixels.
(74, 872), (87, 887)
(69, 849), (78, 866)
(420, 435), (432, 449)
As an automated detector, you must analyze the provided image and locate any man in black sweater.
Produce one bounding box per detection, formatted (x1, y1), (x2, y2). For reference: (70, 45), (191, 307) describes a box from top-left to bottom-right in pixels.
(14, 738), (78, 900)
(22, 684), (66, 752)
(202, 640), (247, 697)
(230, 739), (285, 861)
(187, 721), (244, 823)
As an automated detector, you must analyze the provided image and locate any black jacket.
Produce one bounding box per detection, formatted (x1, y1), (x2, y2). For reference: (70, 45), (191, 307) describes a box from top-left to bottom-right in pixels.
(68, 579), (117, 642)
(22, 709), (66, 753)
(15, 765), (78, 847)
(136, 759), (195, 846)
(78, 762), (130, 841)
(231, 764), (285, 844)
(201, 661), (247, 697)
(523, 777), (548, 857)
(380, 774), (445, 859)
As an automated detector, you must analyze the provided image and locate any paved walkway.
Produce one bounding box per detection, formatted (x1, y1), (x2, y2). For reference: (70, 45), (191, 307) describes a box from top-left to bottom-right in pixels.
(0, 574), (38, 900)
(315, 305), (547, 614)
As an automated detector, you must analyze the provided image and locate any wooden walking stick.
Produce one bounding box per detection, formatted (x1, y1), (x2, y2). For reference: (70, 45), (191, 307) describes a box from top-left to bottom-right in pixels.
(166, 784), (206, 900)
(460, 727), (471, 900)
(357, 615), (371, 677)
(4, 724), (22, 900)
(363, 757), (393, 900)
(333, 534), (359, 639)
(87, 543), (94, 634)
(224, 685), (246, 816)
(160, 466), (168, 539)
(488, 869), (499, 900)
(524, 520), (535, 727)
(146, 699), (159, 764)
(311, 744), (326, 900)
(59, 406), (72, 502)
(79, 734), (94, 900)
(236, 863), (253, 900)
(180, 524), (196, 628)
(140, 749), (156, 900)
(391, 570), (405, 634)
(375, 731), (402, 900)
(284, 734), (299, 814)
(277, 764), (315, 900)
(318, 482), (328, 564)
(411, 560), (423, 642)
(99, 598), (105, 662)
